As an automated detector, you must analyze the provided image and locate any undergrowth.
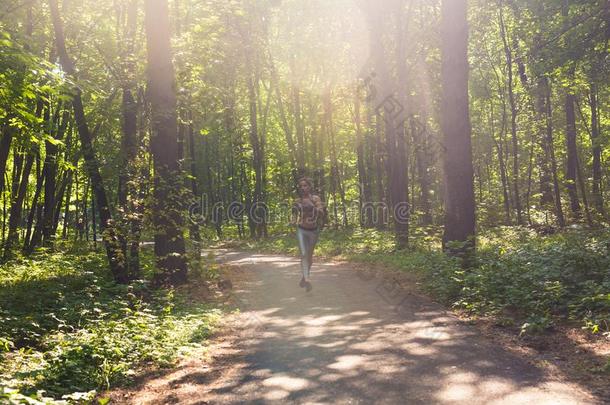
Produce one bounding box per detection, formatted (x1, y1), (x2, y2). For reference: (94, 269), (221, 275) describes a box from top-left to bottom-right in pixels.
(0, 244), (223, 404)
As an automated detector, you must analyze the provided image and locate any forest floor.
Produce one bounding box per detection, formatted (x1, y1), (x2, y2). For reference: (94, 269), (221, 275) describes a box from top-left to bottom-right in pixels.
(108, 248), (606, 404)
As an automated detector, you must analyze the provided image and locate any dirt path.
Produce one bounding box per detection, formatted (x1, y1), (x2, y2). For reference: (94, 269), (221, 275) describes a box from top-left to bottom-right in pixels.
(115, 249), (598, 404)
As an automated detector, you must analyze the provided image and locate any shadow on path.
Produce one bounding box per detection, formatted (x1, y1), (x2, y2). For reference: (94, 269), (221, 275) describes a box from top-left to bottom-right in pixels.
(119, 249), (596, 404)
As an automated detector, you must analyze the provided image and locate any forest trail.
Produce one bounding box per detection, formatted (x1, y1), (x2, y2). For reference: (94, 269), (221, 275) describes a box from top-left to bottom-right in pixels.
(118, 249), (597, 404)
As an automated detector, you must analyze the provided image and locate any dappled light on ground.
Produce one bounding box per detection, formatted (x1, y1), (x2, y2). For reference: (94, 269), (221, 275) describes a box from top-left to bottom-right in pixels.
(118, 249), (595, 404)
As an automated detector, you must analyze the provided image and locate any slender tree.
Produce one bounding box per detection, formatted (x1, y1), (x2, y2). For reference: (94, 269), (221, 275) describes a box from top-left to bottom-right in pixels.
(564, 79), (581, 217)
(49, 0), (128, 282)
(499, 5), (523, 224)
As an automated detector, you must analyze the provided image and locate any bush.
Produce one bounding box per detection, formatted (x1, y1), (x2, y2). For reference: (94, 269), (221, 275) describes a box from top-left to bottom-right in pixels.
(0, 246), (223, 402)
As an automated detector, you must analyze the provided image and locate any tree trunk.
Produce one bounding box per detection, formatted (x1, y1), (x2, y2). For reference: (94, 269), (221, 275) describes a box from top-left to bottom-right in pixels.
(313, 102), (326, 206)
(575, 146), (593, 226)
(499, 6), (522, 225)
(589, 83), (604, 216)
(325, 89), (348, 227)
(52, 173), (69, 235)
(4, 149), (34, 258)
(364, 3), (408, 245)
(42, 109), (69, 246)
(354, 88), (373, 227)
(374, 113), (386, 230)
(83, 180), (89, 241)
(384, 108), (409, 248)
(440, 0), (476, 256)
(3, 147), (23, 249)
(61, 173), (72, 239)
(535, 78), (555, 210)
(565, 88), (581, 217)
(91, 188), (98, 248)
(392, 3), (410, 248)
(270, 54), (298, 182)
(117, 0), (141, 279)
(23, 151), (43, 251)
(247, 73), (265, 238)
(28, 180), (45, 253)
(413, 120), (433, 225)
(544, 78), (565, 227)
(144, 0), (188, 284)
(0, 124), (15, 195)
(525, 134), (535, 224)
(488, 93), (511, 224)
(291, 58), (306, 177)
(187, 110), (201, 241)
(49, 0), (128, 282)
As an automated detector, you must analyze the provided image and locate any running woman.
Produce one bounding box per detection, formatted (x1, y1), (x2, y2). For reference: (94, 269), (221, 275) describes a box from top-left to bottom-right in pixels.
(290, 177), (324, 292)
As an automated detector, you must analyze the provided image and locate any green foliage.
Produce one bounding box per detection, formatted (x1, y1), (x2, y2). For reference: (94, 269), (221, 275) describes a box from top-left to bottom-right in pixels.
(0, 384), (93, 405)
(0, 247), (223, 402)
(0, 27), (66, 137)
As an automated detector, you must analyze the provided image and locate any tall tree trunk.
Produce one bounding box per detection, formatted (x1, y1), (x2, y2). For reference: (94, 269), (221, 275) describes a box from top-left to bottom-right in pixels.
(83, 179), (89, 241)
(74, 166), (82, 240)
(26, 145), (46, 253)
(440, 0), (476, 256)
(270, 53), (298, 182)
(52, 173), (69, 235)
(544, 78), (565, 227)
(499, 6), (522, 225)
(391, 2), (410, 248)
(374, 112), (386, 230)
(565, 86), (581, 217)
(61, 173), (72, 239)
(224, 90), (241, 236)
(24, 153), (43, 251)
(4, 148), (23, 247)
(28, 185), (45, 252)
(49, 0), (128, 282)
(487, 93), (511, 224)
(0, 125), (15, 195)
(364, 3), (408, 246)
(144, 0), (188, 284)
(42, 109), (69, 247)
(117, 0), (141, 278)
(291, 58), (306, 177)
(575, 147), (593, 226)
(525, 134), (535, 224)
(384, 108), (409, 248)
(312, 101), (326, 206)
(589, 83), (604, 216)
(325, 89), (348, 227)
(413, 120), (433, 225)
(4, 149), (34, 258)
(91, 188), (97, 248)
(535, 78), (555, 210)
(354, 88), (373, 227)
(187, 110), (201, 241)
(56, 123), (74, 237)
(247, 73), (265, 238)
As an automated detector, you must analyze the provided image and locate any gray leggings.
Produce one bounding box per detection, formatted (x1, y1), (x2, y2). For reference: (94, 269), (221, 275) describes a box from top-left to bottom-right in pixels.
(296, 226), (319, 278)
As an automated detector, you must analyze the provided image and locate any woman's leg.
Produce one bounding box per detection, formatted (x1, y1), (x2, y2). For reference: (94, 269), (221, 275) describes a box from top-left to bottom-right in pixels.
(296, 227), (309, 279)
(306, 230), (319, 272)
(297, 228), (318, 280)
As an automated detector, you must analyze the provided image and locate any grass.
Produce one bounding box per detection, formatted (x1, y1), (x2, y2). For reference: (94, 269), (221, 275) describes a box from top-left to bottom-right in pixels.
(0, 243), (225, 404)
